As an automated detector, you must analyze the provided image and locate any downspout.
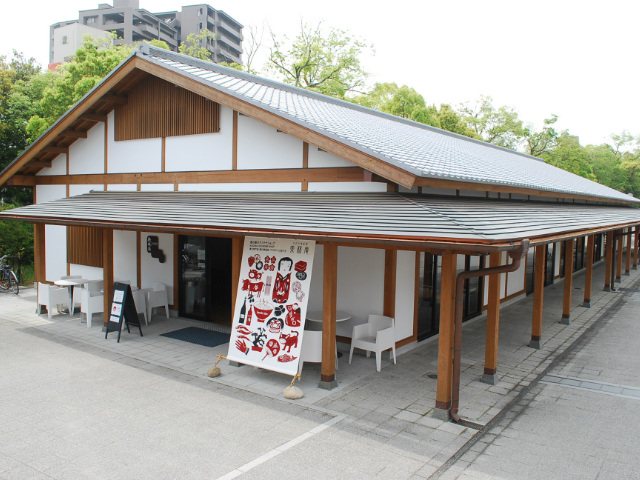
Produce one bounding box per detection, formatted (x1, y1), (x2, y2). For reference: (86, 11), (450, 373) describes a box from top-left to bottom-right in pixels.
(449, 239), (530, 423)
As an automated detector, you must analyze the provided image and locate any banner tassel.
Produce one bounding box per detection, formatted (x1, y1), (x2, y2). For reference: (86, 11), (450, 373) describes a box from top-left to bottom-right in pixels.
(207, 354), (227, 378)
(283, 373), (304, 400)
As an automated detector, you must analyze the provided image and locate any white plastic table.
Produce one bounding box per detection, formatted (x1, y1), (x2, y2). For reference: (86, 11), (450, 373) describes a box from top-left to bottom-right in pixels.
(306, 310), (352, 324)
(54, 278), (88, 317)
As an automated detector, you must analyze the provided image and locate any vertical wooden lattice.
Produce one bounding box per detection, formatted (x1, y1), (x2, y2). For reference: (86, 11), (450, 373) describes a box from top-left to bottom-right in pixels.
(115, 76), (220, 140)
(67, 226), (103, 267)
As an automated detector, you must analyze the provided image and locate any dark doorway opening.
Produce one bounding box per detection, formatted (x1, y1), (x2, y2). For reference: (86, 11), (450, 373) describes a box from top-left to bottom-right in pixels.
(178, 236), (232, 326)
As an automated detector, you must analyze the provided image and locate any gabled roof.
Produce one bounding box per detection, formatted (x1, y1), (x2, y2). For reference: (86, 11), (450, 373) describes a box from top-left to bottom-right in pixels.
(2, 191), (639, 247)
(1, 45), (637, 206)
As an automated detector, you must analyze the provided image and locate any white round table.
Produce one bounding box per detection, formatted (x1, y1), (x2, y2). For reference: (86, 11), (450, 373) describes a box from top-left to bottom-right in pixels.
(305, 310), (352, 323)
(54, 278), (88, 317)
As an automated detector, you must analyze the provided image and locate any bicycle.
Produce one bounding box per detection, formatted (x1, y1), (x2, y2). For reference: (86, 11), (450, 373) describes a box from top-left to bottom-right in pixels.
(0, 255), (19, 294)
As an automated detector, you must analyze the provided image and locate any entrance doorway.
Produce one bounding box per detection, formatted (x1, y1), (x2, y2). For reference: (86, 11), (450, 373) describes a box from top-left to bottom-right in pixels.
(178, 236), (232, 325)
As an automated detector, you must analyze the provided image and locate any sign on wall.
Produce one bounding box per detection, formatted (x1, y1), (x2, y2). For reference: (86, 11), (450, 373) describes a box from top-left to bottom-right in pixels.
(227, 236), (316, 376)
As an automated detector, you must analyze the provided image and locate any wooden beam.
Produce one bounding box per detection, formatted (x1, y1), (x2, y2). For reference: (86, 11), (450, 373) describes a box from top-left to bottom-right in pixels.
(301, 142), (309, 192)
(635, 226), (640, 270)
(604, 231), (613, 291)
(136, 231), (141, 288)
(82, 113), (107, 123)
(561, 239), (575, 324)
(583, 235), (594, 307)
(625, 229), (632, 275)
(230, 236), (244, 319)
(435, 253), (457, 411)
(60, 129), (88, 139)
(18, 167), (365, 186)
(29, 160), (52, 170)
(529, 245), (546, 349)
(44, 146), (68, 155)
(615, 231), (623, 282)
(383, 249), (397, 317)
(102, 228), (114, 327)
(100, 93), (128, 105)
(482, 252), (501, 384)
(320, 243), (338, 389)
(232, 110), (238, 170)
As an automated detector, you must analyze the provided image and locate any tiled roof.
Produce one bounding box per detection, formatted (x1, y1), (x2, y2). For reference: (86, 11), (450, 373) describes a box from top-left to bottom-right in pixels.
(3, 191), (639, 244)
(139, 46), (636, 204)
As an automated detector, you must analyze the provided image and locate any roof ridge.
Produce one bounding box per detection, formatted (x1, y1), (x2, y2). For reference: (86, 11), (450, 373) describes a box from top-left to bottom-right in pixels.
(138, 45), (545, 163)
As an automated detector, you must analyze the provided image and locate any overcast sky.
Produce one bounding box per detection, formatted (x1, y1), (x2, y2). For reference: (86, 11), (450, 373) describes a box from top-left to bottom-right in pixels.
(1, 0), (637, 145)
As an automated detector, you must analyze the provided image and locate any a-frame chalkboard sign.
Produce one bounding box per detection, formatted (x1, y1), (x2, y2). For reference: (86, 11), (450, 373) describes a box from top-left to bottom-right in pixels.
(105, 282), (143, 343)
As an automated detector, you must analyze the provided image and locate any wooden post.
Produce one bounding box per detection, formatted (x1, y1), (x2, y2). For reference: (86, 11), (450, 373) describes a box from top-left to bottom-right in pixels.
(530, 245), (545, 349)
(561, 239), (575, 325)
(230, 236), (244, 318)
(583, 235), (594, 308)
(320, 243), (338, 389)
(33, 223), (46, 284)
(383, 249), (397, 318)
(435, 253), (457, 413)
(604, 231), (613, 291)
(482, 252), (501, 385)
(625, 229), (632, 275)
(102, 228), (114, 328)
(615, 231), (623, 283)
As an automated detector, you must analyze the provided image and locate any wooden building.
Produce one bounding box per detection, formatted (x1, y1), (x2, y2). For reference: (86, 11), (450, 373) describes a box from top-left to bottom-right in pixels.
(1, 45), (639, 419)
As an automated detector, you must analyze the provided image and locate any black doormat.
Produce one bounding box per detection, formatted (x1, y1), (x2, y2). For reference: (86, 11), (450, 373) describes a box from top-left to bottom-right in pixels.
(160, 327), (230, 347)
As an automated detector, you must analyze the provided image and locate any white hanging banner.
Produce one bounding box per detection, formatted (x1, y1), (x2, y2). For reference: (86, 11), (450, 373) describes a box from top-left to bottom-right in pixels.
(227, 236), (316, 376)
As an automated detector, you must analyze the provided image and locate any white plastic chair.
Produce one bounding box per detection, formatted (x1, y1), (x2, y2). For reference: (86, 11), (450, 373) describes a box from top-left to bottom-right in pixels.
(349, 314), (397, 372)
(146, 282), (169, 322)
(80, 280), (104, 328)
(37, 282), (68, 319)
(297, 331), (338, 374)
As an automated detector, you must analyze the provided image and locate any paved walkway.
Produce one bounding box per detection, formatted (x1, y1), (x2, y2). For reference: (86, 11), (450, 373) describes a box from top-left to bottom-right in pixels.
(0, 260), (637, 479)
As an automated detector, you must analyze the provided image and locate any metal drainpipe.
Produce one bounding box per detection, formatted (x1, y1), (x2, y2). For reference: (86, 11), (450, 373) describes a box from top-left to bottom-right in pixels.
(449, 239), (530, 423)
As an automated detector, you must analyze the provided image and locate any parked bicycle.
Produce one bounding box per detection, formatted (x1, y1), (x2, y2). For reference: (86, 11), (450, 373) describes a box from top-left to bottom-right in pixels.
(0, 255), (19, 294)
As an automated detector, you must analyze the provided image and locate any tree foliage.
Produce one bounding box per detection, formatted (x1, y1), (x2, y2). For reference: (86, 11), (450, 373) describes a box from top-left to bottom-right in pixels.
(269, 22), (368, 98)
(178, 29), (217, 61)
(458, 96), (525, 149)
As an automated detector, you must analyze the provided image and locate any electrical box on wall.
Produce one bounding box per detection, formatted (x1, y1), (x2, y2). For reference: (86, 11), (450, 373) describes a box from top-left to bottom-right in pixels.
(146, 235), (166, 263)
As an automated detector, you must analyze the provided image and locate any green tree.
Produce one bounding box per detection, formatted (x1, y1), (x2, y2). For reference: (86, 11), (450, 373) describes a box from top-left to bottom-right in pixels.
(459, 96), (525, 149)
(352, 82), (439, 125)
(0, 204), (33, 282)
(543, 134), (596, 180)
(524, 115), (559, 157)
(179, 29), (216, 61)
(269, 22), (368, 98)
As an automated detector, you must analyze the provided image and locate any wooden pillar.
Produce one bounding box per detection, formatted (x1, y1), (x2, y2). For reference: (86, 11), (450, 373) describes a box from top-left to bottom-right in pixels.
(530, 245), (545, 349)
(383, 249), (397, 318)
(102, 228), (113, 328)
(33, 223), (46, 284)
(482, 252), (501, 384)
(625, 229), (632, 275)
(435, 253), (457, 412)
(583, 235), (594, 307)
(615, 231), (623, 282)
(320, 243), (338, 389)
(561, 239), (575, 325)
(632, 225), (640, 270)
(604, 231), (613, 291)
(230, 236), (244, 318)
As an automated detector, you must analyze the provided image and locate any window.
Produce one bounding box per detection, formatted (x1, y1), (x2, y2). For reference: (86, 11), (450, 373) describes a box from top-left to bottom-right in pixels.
(198, 7), (203, 15)
(85, 16), (97, 24)
(62, 35), (68, 45)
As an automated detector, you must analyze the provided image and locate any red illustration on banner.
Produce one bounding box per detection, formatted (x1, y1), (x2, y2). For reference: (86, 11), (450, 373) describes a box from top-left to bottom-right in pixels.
(285, 304), (301, 327)
(279, 331), (299, 353)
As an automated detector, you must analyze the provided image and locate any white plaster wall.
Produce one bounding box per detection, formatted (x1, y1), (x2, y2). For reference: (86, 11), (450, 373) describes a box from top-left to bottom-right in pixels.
(36, 154), (66, 176)
(178, 183), (301, 192)
(506, 259), (526, 296)
(114, 230), (137, 286)
(307, 145), (352, 168)
(165, 106), (233, 171)
(307, 182), (388, 192)
(141, 184), (175, 191)
(307, 245), (385, 337)
(36, 185), (66, 204)
(107, 111), (162, 173)
(423, 187), (457, 196)
(554, 243), (561, 276)
(140, 232), (173, 304)
(70, 265), (103, 280)
(237, 114), (302, 170)
(69, 184), (103, 197)
(108, 184), (137, 191)
(69, 122), (105, 174)
(395, 250), (416, 341)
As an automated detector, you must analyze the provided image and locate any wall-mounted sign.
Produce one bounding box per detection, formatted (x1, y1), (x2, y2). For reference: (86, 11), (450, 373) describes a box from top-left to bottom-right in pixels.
(147, 235), (166, 263)
(227, 236), (316, 376)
